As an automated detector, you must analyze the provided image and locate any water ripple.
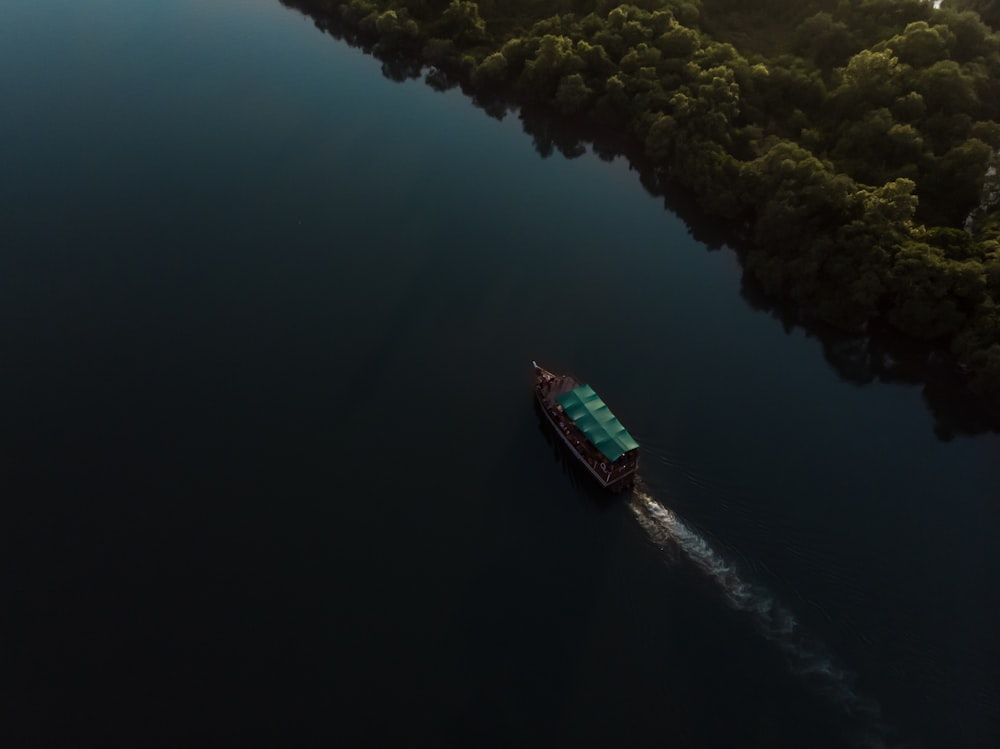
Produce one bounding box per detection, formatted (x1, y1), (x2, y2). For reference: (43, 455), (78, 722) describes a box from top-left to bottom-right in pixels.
(629, 478), (894, 749)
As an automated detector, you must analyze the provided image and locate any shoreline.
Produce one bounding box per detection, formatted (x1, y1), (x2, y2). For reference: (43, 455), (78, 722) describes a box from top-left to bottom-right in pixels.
(280, 0), (1000, 423)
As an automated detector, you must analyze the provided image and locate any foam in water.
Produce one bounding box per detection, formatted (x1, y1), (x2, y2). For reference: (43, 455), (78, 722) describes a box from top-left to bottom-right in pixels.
(629, 479), (892, 748)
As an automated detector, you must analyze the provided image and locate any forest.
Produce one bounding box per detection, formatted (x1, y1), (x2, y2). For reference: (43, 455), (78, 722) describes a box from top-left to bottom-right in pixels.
(283, 0), (1000, 400)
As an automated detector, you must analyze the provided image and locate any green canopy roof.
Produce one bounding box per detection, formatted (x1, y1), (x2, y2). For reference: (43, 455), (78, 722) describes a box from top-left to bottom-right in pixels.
(556, 384), (639, 462)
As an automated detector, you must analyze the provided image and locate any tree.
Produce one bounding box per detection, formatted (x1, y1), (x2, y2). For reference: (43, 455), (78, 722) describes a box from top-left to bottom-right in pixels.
(912, 59), (978, 113)
(922, 137), (994, 226)
(555, 73), (594, 114)
(438, 0), (487, 46)
(472, 51), (508, 86)
(657, 25), (699, 60)
(744, 141), (852, 256)
(792, 12), (854, 70)
(832, 49), (904, 114)
(887, 241), (985, 338)
(519, 34), (585, 98)
(884, 21), (953, 69)
(946, 0), (1000, 30)
(644, 113), (677, 161)
(374, 10), (420, 48)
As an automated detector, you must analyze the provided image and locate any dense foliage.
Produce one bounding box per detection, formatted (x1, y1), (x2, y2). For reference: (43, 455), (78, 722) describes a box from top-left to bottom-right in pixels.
(285, 0), (1000, 398)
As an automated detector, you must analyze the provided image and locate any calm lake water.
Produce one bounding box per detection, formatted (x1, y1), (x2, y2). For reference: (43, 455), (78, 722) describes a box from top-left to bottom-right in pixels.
(2, 1), (999, 747)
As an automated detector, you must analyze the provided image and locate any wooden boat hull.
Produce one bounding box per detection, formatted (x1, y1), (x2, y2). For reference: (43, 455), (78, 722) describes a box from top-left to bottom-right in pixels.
(533, 362), (638, 492)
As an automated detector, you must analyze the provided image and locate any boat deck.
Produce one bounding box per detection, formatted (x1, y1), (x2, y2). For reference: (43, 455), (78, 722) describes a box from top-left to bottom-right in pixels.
(538, 374), (579, 404)
(534, 366), (637, 491)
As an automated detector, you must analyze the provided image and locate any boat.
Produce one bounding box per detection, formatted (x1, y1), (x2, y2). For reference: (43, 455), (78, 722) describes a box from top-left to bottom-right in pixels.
(533, 361), (639, 492)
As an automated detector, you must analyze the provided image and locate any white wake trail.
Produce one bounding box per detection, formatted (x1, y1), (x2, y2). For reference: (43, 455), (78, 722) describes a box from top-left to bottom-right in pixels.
(630, 480), (890, 748)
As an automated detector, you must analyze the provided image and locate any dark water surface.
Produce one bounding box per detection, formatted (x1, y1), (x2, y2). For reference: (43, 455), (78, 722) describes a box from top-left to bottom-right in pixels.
(2, 1), (999, 747)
